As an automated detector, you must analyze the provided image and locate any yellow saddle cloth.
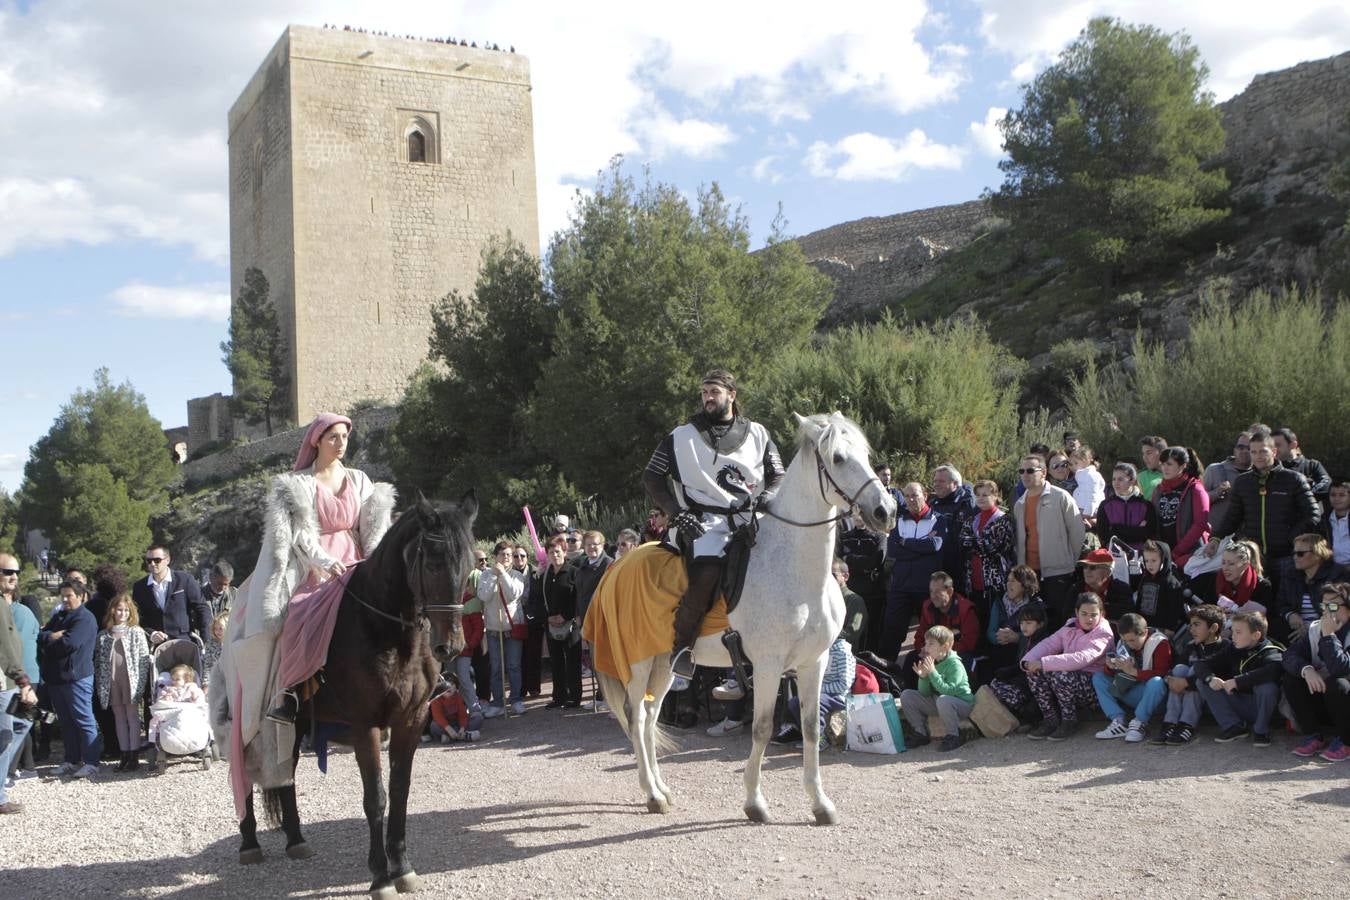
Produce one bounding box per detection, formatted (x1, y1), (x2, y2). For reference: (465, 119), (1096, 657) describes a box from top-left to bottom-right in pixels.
(582, 541), (728, 684)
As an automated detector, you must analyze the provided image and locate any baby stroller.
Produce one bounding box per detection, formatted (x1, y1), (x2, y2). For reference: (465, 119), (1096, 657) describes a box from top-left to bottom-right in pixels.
(147, 636), (216, 774)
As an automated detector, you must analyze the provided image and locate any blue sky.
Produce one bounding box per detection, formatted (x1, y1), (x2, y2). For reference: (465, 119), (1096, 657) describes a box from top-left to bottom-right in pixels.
(1, 0), (1346, 494)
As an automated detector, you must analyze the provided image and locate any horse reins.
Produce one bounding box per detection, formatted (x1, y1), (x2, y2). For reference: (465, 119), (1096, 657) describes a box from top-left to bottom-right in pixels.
(755, 445), (885, 529)
(349, 529), (464, 631)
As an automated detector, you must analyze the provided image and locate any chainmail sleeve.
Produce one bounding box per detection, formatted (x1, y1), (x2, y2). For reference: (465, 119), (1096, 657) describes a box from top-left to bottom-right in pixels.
(642, 433), (683, 517)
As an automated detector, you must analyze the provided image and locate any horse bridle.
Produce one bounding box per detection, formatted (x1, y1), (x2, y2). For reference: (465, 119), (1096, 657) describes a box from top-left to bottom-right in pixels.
(756, 443), (885, 529)
(350, 529), (465, 631)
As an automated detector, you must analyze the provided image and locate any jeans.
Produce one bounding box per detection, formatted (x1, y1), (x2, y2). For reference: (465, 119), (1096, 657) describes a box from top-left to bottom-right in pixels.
(1092, 673), (1166, 723)
(47, 677), (101, 766)
(1197, 680), (1280, 733)
(485, 633), (523, 707)
(0, 689), (33, 804)
(1164, 665), (1204, 726)
(452, 656), (482, 716)
(899, 689), (973, 736)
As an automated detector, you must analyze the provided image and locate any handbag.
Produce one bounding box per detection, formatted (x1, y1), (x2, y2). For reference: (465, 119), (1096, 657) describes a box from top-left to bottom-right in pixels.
(845, 692), (905, 754)
(1108, 537), (1140, 585)
(969, 684), (1019, 738)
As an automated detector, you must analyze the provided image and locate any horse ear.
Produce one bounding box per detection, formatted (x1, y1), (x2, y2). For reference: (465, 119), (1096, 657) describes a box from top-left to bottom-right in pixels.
(792, 412), (807, 426)
(459, 488), (479, 523)
(415, 490), (438, 525)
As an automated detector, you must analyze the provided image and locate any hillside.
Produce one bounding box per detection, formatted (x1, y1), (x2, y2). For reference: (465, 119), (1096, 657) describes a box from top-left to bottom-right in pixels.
(792, 51), (1350, 368)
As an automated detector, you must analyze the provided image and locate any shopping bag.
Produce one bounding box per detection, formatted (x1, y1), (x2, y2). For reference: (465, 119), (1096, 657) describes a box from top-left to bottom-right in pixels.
(1183, 535), (1231, 579)
(969, 685), (1020, 738)
(845, 692), (905, 754)
(1108, 537), (1140, 585)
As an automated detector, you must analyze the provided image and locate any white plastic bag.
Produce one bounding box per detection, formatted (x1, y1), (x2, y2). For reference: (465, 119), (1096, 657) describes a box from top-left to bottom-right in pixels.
(1108, 537), (1140, 585)
(1184, 535), (1232, 579)
(845, 692), (904, 754)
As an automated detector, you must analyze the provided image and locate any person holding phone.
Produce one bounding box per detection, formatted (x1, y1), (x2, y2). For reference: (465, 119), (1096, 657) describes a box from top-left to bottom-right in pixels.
(1281, 583), (1350, 761)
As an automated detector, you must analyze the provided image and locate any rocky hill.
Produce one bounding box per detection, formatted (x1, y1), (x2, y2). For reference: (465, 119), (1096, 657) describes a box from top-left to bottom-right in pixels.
(793, 50), (1350, 361)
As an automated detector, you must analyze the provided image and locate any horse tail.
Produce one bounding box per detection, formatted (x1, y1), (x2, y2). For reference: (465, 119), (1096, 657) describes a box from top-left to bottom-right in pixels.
(261, 787), (286, 828)
(595, 671), (632, 738)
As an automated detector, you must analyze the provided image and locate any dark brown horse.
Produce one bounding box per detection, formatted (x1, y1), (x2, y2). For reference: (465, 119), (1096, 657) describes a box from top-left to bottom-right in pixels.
(239, 491), (477, 899)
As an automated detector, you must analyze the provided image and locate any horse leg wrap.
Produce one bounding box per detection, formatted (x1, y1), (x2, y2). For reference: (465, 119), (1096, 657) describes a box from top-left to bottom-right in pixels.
(721, 629), (752, 692)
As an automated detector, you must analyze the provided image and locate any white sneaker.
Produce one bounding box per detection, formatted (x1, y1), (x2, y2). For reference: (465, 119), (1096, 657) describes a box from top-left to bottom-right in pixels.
(420, 734), (433, 744)
(712, 679), (745, 701)
(510, 701), (527, 715)
(706, 718), (744, 737)
(72, 763), (99, 779)
(14, 770), (38, 781)
(1124, 718), (1146, 743)
(482, 706), (505, 719)
(464, 730), (480, 742)
(1095, 719), (1128, 740)
(55, 762), (77, 776)
(3, 776), (12, 789)
(593, 700), (609, 714)
(440, 733), (453, 744)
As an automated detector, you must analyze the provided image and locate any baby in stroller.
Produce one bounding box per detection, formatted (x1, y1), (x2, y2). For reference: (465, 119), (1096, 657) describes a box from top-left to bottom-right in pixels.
(149, 665), (206, 741)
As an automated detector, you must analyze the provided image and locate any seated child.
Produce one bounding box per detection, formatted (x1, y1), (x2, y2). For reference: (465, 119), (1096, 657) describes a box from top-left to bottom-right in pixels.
(1194, 611), (1284, 746)
(899, 572), (979, 688)
(985, 566), (1042, 677)
(988, 601), (1051, 724)
(1092, 612), (1173, 743)
(427, 676), (481, 743)
(900, 625), (975, 751)
(1156, 604), (1230, 746)
(148, 665), (206, 740)
(1022, 593), (1114, 741)
(1135, 540), (1191, 633)
(1281, 583), (1350, 761)
(774, 632), (856, 750)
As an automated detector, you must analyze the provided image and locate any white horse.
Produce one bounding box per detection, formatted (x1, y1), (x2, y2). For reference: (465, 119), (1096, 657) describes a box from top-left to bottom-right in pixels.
(593, 412), (896, 825)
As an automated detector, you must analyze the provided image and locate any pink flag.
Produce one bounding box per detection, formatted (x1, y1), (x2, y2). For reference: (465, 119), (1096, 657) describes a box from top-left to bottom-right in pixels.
(522, 506), (547, 566)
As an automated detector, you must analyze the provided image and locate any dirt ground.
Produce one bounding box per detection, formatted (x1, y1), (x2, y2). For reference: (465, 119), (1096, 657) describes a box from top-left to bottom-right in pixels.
(4, 688), (1347, 899)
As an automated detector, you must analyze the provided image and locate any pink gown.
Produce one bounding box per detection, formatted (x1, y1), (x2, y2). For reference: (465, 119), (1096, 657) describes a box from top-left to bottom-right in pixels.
(274, 477), (363, 692)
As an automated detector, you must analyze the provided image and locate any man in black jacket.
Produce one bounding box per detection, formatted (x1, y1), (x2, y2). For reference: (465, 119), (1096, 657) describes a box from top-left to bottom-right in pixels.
(131, 545), (210, 644)
(1272, 427), (1331, 511)
(1203, 430), (1320, 595)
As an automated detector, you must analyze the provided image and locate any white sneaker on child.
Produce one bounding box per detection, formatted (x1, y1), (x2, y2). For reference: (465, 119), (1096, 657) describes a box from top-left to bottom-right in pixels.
(72, 763), (100, 779)
(1124, 718), (1146, 743)
(712, 679), (745, 701)
(1095, 719), (1128, 740)
(706, 718), (744, 737)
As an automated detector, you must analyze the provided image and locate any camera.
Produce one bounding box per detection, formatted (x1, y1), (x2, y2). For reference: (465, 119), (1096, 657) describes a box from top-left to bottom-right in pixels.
(5, 692), (37, 721)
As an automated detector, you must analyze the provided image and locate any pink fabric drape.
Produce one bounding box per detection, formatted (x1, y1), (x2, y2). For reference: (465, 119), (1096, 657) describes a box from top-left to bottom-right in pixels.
(292, 413), (353, 471)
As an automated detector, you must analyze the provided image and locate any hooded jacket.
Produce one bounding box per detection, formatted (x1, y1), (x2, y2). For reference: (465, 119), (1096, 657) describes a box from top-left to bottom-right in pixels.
(1133, 541), (1191, 632)
(1024, 614), (1114, 674)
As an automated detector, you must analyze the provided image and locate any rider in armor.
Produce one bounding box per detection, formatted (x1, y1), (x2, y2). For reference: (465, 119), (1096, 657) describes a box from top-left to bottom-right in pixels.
(642, 369), (786, 679)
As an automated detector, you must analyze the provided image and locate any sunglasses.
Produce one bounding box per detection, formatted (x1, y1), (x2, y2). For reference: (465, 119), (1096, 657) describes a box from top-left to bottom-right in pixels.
(1292, 550), (1312, 557)
(1323, 602), (1342, 613)
(473, 558), (488, 564)
(1017, 467), (1042, 475)
(1050, 462), (1069, 469)
(144, 557), (165, 564)
(0, 568), (19, 577)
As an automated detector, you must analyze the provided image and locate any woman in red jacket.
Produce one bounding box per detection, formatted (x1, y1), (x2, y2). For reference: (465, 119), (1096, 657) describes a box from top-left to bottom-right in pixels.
(1153, 447), (1210, 568)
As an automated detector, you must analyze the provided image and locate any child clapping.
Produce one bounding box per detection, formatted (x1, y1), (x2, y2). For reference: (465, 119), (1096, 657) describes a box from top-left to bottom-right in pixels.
(900, 626), (975, 751)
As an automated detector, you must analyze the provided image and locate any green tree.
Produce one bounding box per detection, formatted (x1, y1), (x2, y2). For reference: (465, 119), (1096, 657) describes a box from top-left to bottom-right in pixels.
(0, 488), (19, 556)
(1064, 286), (1350, 476)
(221, 266), (290, 435)
(531, 163), (832, 495)
(754, 314), (1024, 482)
(991, 17), (1228, 280)
(21, 369), (178, 536)
(49, 463), (154, 572)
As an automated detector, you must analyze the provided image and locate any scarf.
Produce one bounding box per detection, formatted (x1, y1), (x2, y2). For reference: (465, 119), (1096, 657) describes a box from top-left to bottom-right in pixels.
(973, 507), (1000, 533)
(293, 412), (354, 471)
(1216, 564), (1259, 605)
(1157, 474), (1191, 495)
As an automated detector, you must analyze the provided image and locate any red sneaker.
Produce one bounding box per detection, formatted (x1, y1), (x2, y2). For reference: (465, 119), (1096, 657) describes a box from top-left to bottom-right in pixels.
(1318, 739), (1350, 762)
(1293, 735), (1330, 757)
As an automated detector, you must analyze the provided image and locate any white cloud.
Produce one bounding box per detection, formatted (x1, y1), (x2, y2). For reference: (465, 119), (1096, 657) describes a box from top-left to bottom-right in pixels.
(974, 1), (1350, 99)
(0, 453), (22, 472)
(805, 131), (966, 182)
(109, 282), (230, 321)
(635, 112), (736, 161)
(968, 107), (1008, 158)
(749, 155), (782, 184)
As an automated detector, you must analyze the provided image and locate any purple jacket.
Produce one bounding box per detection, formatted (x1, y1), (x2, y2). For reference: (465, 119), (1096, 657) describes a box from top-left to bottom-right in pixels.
(1023, 616), (1113, 674)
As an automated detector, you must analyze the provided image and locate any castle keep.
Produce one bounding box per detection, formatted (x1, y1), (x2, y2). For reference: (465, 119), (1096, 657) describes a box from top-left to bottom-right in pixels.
(226, 25), (539, 424)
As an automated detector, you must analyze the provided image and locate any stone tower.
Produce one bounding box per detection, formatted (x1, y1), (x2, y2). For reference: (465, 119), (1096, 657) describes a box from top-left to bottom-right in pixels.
(227, 25), (539, 423)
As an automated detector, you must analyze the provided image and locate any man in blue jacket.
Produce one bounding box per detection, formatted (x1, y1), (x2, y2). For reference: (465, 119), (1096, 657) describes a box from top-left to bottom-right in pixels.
(131, 545), (210, 645)
(881, 482), (946, 660)
(40, 581), (100, 777)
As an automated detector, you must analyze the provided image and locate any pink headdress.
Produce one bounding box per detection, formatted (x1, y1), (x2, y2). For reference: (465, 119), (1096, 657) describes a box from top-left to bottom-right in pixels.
(292, 412), (353, 471)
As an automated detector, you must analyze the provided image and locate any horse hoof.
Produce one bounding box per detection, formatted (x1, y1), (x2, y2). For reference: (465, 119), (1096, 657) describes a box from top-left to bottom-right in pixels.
(813, 806), (840, 826)
(285, 842), (315, 860)
(660, 789), (676, 808)
(645, 796), (670, 814)
(744, 804), (770, 824)
(394, 871), (422, 893)
(370, 886), (398, 900)
(239, 848), (265, 866)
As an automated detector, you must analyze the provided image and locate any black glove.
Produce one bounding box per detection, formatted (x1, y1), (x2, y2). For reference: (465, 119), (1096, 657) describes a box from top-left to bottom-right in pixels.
(754, 492), (775, 512)
(671, 511), (706, 546)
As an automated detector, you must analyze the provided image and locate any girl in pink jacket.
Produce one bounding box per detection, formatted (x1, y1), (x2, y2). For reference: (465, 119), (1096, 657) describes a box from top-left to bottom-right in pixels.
(1022, 593), (1114, 741)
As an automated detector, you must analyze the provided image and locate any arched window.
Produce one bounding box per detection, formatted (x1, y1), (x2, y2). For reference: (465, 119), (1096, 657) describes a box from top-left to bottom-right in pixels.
(399, 113), (439, 164)
(407, 129), (426, 163)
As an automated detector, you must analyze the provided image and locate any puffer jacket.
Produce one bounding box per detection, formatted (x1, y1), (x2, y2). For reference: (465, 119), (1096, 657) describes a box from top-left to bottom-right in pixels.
(1023, 615), (1114, 674)
(1214, 463), (1320, 559)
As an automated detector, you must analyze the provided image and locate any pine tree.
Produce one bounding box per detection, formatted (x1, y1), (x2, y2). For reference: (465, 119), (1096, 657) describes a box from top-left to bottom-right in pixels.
(221, 266), (290, 435)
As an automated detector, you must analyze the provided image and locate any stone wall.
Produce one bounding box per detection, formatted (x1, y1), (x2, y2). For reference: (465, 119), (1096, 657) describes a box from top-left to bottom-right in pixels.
(790, 200), (989, 322)
(228, 25), (539, 424)
(180, 406), (398, 487)
(186, 393), (235, 451)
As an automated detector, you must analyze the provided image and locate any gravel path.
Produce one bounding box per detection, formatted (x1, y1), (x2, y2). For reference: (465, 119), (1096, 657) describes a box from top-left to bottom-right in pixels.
(5, 697), (1347, 899)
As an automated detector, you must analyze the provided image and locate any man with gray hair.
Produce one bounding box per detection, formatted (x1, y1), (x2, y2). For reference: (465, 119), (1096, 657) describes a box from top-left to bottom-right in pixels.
(931, 464), (976, 591)
(203, 560), (236, 618)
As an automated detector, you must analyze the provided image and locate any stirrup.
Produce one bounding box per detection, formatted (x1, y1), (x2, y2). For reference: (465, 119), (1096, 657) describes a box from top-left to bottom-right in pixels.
(265, 689), (299, 725)
(670, 646), (695, 679)
(721, 629), (753, 693)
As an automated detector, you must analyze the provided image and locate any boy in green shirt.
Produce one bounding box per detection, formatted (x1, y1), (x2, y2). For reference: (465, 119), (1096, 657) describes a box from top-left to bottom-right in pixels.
(900, 625), (975, 751)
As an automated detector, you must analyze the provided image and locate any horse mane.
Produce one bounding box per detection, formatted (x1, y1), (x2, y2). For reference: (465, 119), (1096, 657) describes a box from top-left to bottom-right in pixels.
(794, 411), (871, 460)
(359, 495), (476, 602)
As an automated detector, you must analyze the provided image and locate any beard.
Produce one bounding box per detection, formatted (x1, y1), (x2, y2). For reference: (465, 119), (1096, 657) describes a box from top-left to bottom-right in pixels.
(704, 397), (733, 421)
